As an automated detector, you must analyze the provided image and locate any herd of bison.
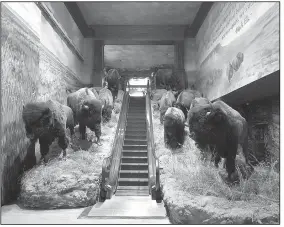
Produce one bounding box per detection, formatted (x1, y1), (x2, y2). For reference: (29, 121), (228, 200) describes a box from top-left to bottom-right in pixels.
(21, 67), (253, 186)
(156, 86), (254, 184)
(22, 69), (122, 165)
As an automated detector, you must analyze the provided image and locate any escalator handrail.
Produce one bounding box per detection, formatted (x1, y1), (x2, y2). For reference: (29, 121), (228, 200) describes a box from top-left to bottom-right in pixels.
(146, 80), (161, 200)
(102, 88), (129, 199)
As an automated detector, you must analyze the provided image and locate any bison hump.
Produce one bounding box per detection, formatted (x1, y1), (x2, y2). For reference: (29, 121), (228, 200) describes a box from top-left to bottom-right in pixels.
(46, 100), (68, 127)
(165, 107), (185, 123)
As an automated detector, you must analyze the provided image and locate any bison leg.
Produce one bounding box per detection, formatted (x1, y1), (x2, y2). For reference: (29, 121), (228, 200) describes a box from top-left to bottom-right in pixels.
(79, 123), (87, 140)
(69, 125), (75, 136)
(39, 137), (51, 163)
(177, 124), (185, 146)
(58, 135), (68, 158)
(225, 156), (239, 184)
(214, 153), (222, 168)
(94, 123), (102, 146)
(24, 140), (37, 171)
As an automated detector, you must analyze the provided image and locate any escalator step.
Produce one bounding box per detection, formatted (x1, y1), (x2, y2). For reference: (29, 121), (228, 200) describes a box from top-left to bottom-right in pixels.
(120, 163), (148, 170)
(119, 170), (148, 178)
(124, 139), (147, 145)
(115, 190), (149, 196)
(118, 178), (148, 186)
(122, 150), (148, 157)
(123, 145), (147, 150)
(121, 156), (148, 164)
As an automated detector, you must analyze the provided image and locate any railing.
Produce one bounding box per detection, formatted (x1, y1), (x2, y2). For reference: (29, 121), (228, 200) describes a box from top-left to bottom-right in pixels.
(146, 80), (162, 202)
(99, 87), (130, 201)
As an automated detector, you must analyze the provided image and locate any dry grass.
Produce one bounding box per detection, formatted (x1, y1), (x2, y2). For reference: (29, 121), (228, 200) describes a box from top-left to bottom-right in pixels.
(151, 101), (279, 223)
(18, 112), (120, 209)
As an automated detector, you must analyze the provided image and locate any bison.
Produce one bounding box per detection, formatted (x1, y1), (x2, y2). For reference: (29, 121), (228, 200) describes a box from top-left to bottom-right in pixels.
(22, 100), (74, 163)
(187, 100), (252, 183)
(159, 90), (176, 124)
(103, 68), (122, 100)
(164, 107), (186, 149)
(67, 88), (103, 145)
(174, 89), (202, 120)
(113, 90), (124, 114)
(150, 89), (167, 101)
(189, 97), (211, 109)
(99, 87), (113, 122)
(89, 87), (100, 100)
(153, 68), (175, 90)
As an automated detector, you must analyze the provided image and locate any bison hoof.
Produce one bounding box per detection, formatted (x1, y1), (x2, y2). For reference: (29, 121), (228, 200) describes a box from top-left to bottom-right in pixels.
(96, 139), (102, 146)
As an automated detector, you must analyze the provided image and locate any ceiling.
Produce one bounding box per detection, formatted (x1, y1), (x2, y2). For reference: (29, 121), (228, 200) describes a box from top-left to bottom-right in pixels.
(77, 2), (202, 26)
(64, 2), (213, 40)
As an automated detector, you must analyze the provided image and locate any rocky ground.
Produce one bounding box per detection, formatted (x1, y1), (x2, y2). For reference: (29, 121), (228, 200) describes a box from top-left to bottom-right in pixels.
(151, 100), (280, 224)
(18, 110), (120, 209)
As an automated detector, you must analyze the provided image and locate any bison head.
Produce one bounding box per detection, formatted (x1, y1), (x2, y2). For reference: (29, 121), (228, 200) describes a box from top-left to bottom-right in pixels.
(80, 99), (102, 130)
(205, 108), (227, 126)
(22, 104), (54, 140)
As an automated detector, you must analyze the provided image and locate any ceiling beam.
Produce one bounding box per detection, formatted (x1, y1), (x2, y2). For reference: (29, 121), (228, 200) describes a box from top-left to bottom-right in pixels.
(92, 25), (186, 40)
(185, 2), (214, 38)
(64, 2), (95, 37)
(104, 40), (175, 45)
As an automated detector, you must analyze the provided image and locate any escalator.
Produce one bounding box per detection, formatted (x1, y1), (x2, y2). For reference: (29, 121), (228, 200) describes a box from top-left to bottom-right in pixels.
(99, 80), (162, 202)
(116, 96), (149, 196)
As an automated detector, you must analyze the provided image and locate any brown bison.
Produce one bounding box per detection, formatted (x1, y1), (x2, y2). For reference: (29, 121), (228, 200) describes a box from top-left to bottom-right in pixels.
(113, 90), (124, 114)
(187, 100), (252, 183)
(99, 87), (113, 122)
(174, 89), (202, 120)
(89, 87), (100, 100)
(67, 88), (102, 145)
(159, 90), (176, 124)
(164, 107), (186, 149)
(103, 68), (122, 100)
(22, 100), (74, 163)
(150, 89), (167, 101)
(189, 97), (211, 109)
(153, 68), (175, 90)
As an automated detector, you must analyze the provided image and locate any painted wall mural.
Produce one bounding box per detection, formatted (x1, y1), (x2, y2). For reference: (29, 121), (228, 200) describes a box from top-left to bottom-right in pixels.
(104, 45), (175, 69)
(195, 2), (279, 100)
(1, 3), (88, 205)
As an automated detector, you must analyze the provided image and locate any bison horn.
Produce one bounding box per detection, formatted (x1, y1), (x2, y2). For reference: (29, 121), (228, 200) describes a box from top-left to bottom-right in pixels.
(83, 105), (89, 111)
(206, 111), (211, 116)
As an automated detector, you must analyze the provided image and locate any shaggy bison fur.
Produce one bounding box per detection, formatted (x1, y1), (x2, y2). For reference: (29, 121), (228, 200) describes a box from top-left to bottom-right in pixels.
(164, 107), (186, 149)
(99, 87), (113, 122)
(153, 68), (175, 90)
(22, 100), (74, 163)
(113, 90), (124, 114)
(67, 88), (102, 145)
(187, 100), (252, 182)
(159, 90), (176, 124)
(174, 89), (202, 120)
(190, 97), (211, 109)
(103, 68), (121, 100)
(89, 87), (100, 100)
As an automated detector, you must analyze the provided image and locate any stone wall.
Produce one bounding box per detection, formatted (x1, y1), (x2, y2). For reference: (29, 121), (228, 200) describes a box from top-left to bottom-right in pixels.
(1, 3), (93, 205)
(195, 2), (279, 100)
